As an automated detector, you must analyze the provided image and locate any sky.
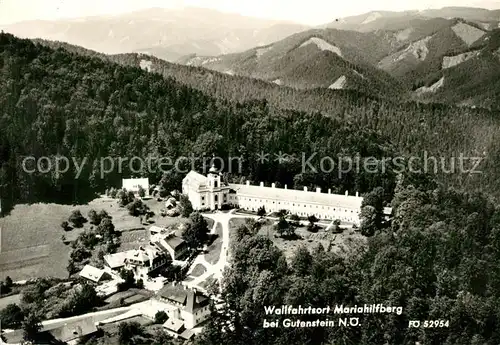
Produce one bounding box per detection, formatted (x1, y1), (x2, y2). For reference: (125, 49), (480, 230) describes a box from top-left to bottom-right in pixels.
(0, 0), (499, 26)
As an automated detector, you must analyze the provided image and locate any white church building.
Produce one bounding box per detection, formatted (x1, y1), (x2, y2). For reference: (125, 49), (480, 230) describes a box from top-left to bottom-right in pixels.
(182, 166), (364, 224)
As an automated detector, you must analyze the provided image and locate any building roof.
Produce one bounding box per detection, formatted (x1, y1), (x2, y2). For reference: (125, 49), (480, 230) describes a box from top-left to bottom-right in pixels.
(149, 225), (167, 234)
(164, 235), (186, 251)
(126, 246), (163, 265)
(48, 317), (98, 342)
(158, 283), (209, 314)
(183, 170), (207, 187)
(79, 264), (109, 283)
(228, 183), (363, 209)
(104, 252), (128, 269)
(127, 249), (150, 263)
(180, 329), (195, 340)
(163, 318), (185, 333)
(122, 178), (150, 191)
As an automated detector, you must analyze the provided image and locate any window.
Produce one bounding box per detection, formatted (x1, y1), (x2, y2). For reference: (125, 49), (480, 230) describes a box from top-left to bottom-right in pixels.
(214, 181), (218, 188)
(215, 195), (218, 202)
(201, 196), (205, 200)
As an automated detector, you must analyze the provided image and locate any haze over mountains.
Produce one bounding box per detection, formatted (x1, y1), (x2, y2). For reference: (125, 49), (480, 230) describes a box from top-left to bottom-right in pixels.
(0, 7), (309, 61)
(2, 5), (500, 108)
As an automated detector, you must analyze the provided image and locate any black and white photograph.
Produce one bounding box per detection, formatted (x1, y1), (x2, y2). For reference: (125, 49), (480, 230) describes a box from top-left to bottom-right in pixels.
(1, 0), (500, 344)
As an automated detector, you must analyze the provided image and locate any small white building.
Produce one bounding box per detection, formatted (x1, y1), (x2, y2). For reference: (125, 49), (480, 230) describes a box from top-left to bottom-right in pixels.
(182, 168), (364, 224)
(103, 246), (169, 280)
(122, 178), (150, 195)
(155, 283), (210, 338)
(79, 264), (112, 283)
(149, 226), (189, 261)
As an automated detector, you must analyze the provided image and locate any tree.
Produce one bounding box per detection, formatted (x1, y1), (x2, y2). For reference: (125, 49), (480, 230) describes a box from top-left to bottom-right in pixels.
(257, 206), (266, 217)
(307, 215), (319, 232)
(61, 221), (70, 231)
(151, 329), (174, 345)
(69, 209), (86, 228)
(88, 209), (102, 225)
(359, 205), (378, 237)
(118, 321), (144, 345)
(59, 283), (99, 317)
(0, 303), (24, 328)
(96, 217), (116, 240)
(289, 213), (301, 226)
(291, 245), (313, 276)
(154, 310), (168, 324)
(137, 185), (146, 198)
(275, 216), (292, 237)
(126, 199), (149, 217)
(118, 269), (135, 291)
(109, 187), (118, 198)
(22, 310), (42, 342)
(179, 194), (193, 217)
(330, 219), (342, 233)
(361, 187), (385, 228)
(97, 209), (110, 221)
(183, 212), (209, 248)
(117, 189), (128, 206)
(135, 279), (144, 289)
(67, 260), (78, 276)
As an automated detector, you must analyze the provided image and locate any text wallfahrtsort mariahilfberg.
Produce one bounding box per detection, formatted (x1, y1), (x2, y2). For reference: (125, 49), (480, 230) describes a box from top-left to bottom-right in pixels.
(262, 304), (403, 328)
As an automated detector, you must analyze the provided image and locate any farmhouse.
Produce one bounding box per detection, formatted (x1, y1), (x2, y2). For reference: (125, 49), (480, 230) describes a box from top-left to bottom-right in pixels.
(182, 167), (364, 224)
(79, 264), (112, 283)
(149, 226), (189, 261)
(103, 246), (169, 279)
(155, 282), (210, 338)
(122, 178), (150, 195)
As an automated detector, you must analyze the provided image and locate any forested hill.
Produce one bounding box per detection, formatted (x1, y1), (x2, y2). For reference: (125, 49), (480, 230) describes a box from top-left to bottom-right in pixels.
(27, 37), (500, 198)
(1, 33), (500, 213)
(0, 33), (400, 213)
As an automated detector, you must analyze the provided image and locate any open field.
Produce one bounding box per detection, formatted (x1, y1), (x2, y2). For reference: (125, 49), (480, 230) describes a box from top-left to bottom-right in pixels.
(0, 197), (193, 280)
(118, 230), (149, 251)
(0, 293), (21, 310)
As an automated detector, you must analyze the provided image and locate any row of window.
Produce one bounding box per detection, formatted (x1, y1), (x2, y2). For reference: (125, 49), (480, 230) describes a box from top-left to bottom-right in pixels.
(238, 197), (356, 213)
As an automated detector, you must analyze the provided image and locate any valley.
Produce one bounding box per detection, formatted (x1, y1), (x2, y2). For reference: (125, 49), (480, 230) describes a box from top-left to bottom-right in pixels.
(2, 4), (500, 345)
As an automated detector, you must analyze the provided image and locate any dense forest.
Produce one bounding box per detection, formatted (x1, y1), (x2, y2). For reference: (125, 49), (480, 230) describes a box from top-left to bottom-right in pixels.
(2, 33), (500, 214)
(0, 33), (399, 213)
(195, 177), (500, 345)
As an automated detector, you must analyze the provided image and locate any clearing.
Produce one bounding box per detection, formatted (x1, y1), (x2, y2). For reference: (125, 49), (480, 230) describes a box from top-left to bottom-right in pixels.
(0, 197), (190, 280)
(228, 217), (365, 261)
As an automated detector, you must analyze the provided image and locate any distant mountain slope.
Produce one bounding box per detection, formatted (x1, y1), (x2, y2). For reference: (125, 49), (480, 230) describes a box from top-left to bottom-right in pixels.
(0, 7), (309, 62)
(411, 29), (500, 109)
(180, 29), (404, 98)
(325, 7), (500, 32)
(377, 19), (475, 79)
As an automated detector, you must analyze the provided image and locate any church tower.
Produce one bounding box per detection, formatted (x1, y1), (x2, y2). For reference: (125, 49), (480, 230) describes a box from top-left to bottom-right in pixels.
(207, 163), (221, 190)
(207, 163), (222, 209)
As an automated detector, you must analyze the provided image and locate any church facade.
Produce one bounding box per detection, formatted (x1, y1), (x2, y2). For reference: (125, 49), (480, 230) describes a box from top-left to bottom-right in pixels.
(182, 168), (364, 224)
